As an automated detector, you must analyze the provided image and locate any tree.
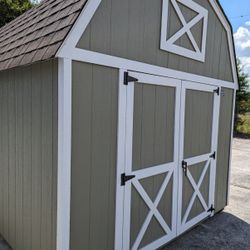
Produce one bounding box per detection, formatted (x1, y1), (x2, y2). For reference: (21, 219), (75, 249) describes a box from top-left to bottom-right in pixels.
(234, 59), (250, 133)
(0, 0), (34, 28)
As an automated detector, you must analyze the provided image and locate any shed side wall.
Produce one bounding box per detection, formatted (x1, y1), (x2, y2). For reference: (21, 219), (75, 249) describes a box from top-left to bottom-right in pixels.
(76, 0), (233, 82)
(215, 87), (234, 212)
(0, 60), (58, 250)
(70, 61), (118, 250)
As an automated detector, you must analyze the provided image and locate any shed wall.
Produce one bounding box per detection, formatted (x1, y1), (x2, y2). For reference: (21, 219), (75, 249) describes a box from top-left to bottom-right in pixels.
(70, 61), (118, 250)
(215, 88), (234, 212)
(77, 0), (234, 82)
(0, 60), (58, 250)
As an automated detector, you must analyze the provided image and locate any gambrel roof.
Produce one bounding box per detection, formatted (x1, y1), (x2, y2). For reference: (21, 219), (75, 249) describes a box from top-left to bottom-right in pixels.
(0, 0), (238, 88)
(0, 0), (87, 71)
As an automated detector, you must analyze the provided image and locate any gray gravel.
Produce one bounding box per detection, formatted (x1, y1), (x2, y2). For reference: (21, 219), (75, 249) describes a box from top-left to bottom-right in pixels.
(163, 138), (250, 250)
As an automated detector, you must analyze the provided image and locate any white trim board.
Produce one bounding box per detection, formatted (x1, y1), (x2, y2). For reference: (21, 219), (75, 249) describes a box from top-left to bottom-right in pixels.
(61, 48), (236, 89)
(56, 0), (238, 89)
(57, 58), (72, 250)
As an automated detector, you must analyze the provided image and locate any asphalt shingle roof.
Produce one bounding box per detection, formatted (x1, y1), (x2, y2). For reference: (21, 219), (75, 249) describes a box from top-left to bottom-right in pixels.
(0, 0), (87, 71)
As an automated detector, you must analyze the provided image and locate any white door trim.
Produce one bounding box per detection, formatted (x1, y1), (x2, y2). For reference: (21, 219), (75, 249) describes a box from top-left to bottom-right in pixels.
(177, 81), (220, 235)
(57, 58), (72, 250)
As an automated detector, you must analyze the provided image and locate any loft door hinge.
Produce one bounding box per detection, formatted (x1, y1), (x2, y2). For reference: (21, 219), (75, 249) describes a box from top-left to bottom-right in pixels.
(182, 160), (188, 177)
(124, 72), (138, 85)
(121, 173), (136, 186)
(210, 151), (216, 160)
(213, 87), (220, 96)
(207, 204), (215, 213)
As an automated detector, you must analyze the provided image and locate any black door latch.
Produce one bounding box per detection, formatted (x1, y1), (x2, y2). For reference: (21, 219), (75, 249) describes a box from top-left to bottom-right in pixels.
(182, 160), (188, 176)
(121, 173), (136, 186)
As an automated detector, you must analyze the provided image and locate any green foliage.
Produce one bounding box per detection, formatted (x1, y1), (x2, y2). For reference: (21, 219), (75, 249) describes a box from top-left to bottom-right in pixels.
(0, 0), (34, 28)
(234, 59), (250, 134)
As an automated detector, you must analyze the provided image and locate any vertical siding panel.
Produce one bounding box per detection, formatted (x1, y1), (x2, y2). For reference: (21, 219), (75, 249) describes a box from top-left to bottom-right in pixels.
(127, 0), (145, 61)
(22, 66), (32, 250)
(111, 0), (129, 57)
(0, 60), (58, 250)
(0, 74), (3, 234)
(70, 62), (93, 250)
(51, 60), (58, 250)
(143, 0), (159, 64)
(40, 61), (53, 250)
(2, 71), (9, 241)
(215, 88), (234, 212)
(31, 63), (42, 250)
(8, 68), (16, 248)
(90, 0), (111, 54)
(70, 62), (118, 250)
(89, 66), (113, 249)
(15, 67), (24, 249)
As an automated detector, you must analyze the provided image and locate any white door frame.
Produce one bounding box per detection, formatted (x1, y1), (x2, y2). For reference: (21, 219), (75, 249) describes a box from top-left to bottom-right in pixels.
(177, 81), (221, 235)
(115, 70), (181, 250)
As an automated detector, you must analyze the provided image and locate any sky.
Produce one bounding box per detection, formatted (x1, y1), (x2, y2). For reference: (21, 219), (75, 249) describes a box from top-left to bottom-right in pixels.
(220, 0), (250, 75)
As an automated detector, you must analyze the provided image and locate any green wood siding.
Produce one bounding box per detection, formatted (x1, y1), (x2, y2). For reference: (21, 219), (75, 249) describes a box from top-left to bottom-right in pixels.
(0, 60), (58, 250)
(70, 61), (118, 250)
(215, 88), (234, 212)
(77, 0), (234, 82)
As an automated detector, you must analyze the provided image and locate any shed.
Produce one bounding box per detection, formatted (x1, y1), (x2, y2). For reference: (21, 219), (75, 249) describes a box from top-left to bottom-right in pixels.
(0, 0), (238, 250)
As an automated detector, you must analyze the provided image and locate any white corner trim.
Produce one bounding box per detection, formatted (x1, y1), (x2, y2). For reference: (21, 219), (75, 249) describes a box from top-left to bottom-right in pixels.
(227, 89), (237, 204)
(161, 0), (208, 62)
(57, 58), (72, 250)
(56, 0), (102, 57)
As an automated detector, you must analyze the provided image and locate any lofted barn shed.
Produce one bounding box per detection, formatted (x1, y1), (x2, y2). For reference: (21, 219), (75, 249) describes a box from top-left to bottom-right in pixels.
(0, 0), (238, 250)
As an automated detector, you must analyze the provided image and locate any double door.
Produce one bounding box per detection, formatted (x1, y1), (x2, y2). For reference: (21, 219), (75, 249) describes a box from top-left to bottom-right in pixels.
(115, 71), (220, 250)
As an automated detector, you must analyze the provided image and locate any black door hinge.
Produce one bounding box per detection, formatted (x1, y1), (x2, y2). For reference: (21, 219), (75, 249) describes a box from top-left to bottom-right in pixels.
(124, 72), (138, 85)
(121, 173), (136, 186)
(182, 160), (188, 176)
(210, 151), (216, 160)
(213, 87), (220, 96)
(207, 204), (215, 213)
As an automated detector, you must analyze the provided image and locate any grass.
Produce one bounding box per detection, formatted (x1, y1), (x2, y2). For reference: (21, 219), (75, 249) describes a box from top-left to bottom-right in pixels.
(237, 114), (250, 134)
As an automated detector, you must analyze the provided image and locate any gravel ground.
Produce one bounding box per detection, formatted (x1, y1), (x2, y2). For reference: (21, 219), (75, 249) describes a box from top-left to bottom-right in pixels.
(163, 138), (250, 250)
(0, 139), (249, 250)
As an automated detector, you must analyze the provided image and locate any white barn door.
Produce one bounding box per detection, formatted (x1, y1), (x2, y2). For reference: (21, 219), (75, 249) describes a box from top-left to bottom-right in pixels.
(116, 71), (181, 250)
(177, 81), (220, 235)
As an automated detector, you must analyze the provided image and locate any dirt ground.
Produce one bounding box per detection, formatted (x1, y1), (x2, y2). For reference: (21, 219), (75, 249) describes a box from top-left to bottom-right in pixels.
(0, 139), (250, 250)
(163, 138), (250, 250)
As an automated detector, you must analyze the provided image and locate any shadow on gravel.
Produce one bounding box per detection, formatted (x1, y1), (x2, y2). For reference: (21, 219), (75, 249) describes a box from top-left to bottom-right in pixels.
(162, 212), (250, 250)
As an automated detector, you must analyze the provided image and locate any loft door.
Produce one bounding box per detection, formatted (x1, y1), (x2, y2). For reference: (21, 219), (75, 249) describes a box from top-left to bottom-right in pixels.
(177, 81), (220, 235)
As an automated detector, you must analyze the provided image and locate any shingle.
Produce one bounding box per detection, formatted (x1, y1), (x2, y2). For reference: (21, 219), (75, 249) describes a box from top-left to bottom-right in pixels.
(0, 0), (87, 71)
